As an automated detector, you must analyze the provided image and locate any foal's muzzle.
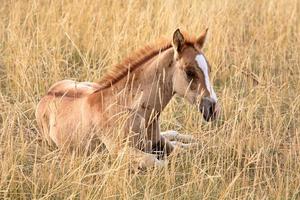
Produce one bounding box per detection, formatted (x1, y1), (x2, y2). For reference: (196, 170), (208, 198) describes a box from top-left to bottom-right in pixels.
(199, 97), (220, 121)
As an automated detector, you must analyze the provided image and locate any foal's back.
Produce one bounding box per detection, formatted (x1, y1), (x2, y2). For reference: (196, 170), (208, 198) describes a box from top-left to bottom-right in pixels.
(47, 80), (100, 98)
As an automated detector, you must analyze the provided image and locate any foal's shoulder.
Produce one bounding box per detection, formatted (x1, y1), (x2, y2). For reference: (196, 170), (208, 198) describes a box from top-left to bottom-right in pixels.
(47, 80), (100, 98)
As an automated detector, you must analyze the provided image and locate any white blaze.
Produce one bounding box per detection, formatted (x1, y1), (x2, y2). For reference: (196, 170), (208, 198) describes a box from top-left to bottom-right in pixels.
(195, 54), (218, 101)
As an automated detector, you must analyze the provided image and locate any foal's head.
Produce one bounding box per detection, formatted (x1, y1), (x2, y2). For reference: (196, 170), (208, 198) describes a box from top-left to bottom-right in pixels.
(171, 29), (220, 121)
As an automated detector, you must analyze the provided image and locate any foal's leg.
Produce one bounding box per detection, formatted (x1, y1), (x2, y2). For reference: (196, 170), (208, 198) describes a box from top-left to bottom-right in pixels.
(147, 121), (197, 155)
(161, 130), (196, 143)
(126, 147), (167, 170)
(154, 135), (198, 155)
(101, 136), (166, 171)
(144, 120), (176, 155)
(169, 141), (199, 149)
(152, 135), (175, 156)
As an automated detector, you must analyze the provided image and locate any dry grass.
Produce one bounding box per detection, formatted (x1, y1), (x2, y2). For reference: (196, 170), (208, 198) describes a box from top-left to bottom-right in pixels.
(0, 0), (300, 199)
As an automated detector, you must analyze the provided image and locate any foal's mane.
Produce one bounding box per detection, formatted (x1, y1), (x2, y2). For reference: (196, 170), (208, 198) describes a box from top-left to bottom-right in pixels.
(96, 32), (196, 90)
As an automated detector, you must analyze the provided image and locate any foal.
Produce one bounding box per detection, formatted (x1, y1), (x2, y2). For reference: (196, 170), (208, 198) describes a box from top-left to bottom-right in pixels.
(36, 29), (220, 169)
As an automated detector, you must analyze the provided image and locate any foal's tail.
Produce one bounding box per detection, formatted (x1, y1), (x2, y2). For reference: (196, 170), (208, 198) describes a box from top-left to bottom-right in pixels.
(35, 96), (52, 143)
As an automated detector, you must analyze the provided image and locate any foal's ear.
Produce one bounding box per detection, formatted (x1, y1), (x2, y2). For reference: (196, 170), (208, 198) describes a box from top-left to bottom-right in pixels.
(173, 29), (185, 53)
(196, 28), (208, 49)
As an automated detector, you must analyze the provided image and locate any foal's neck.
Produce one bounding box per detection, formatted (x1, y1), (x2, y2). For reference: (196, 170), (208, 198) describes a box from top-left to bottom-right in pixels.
(139, 48), (175, 112)
(90, 48), (175, 122)
(115, 48), (175, 116)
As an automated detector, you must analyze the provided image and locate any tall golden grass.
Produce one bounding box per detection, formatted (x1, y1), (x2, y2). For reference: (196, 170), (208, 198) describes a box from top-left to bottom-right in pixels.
(0, 0), (299, 199)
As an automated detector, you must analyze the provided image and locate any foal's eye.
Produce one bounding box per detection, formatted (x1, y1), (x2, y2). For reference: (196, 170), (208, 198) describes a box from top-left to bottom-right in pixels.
(186, 70), (196, 78)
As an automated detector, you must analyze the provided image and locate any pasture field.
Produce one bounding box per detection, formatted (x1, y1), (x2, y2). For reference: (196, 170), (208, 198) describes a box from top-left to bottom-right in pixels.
(0, 0), (299, 199)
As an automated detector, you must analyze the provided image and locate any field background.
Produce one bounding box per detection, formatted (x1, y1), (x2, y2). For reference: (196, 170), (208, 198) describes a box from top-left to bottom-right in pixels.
(0, 0), (299, 199)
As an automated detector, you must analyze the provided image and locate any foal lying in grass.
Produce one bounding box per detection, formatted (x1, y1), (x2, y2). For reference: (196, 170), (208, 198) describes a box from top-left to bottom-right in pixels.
(36, 29), (220, 170)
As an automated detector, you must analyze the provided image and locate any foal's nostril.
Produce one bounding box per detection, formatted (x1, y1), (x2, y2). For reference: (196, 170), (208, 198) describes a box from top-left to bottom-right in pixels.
(199, 97), (217, 121)
(209, 104), (214, 115)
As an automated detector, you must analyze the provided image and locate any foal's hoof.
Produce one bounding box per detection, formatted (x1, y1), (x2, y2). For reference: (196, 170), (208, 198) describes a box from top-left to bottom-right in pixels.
(132, 155), (167, 173)
(170, 141), (199, 149)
